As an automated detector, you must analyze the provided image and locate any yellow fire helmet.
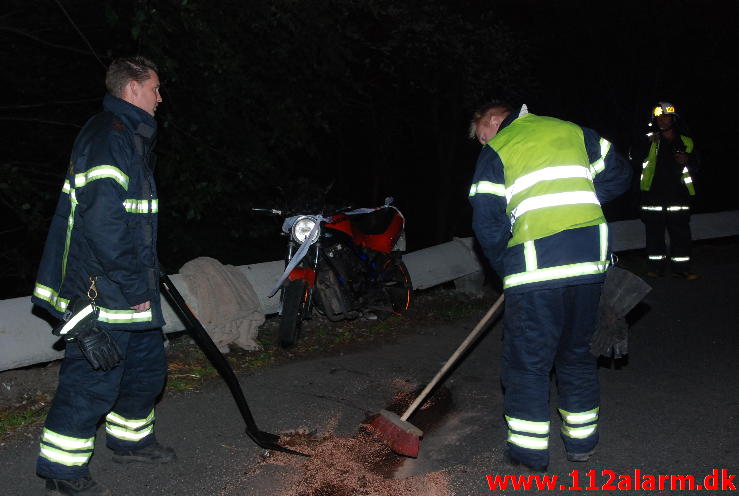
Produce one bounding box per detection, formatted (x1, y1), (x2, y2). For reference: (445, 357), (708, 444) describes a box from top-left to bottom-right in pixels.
(653, 101), (678, 118)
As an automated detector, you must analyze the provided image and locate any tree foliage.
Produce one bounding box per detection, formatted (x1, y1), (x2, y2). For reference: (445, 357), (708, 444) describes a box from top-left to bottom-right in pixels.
(128, 0), (537, 253)
(0, 0), (131, 296)
(1, 0), (535, 297)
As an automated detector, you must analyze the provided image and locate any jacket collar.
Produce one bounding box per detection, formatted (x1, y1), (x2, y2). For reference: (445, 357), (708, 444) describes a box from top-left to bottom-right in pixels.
(103, 94), (157, 138)
(498, 111), (518, 132)
(498, 104), (530, 133)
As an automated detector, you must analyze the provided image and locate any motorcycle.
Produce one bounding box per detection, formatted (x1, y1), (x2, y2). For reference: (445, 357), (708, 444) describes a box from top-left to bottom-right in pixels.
(254, 198), (412, 347)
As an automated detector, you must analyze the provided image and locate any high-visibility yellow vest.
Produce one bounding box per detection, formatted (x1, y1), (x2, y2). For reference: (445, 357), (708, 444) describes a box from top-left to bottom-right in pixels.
(640, 135), (695, 195)
(488, 113), (605, 247)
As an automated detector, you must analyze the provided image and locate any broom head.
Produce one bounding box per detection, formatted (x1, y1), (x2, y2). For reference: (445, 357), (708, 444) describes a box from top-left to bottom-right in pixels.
(369, 409), (424, 458)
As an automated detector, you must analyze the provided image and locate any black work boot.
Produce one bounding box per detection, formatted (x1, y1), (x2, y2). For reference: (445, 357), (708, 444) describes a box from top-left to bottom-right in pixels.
(111, 441), (176, 464)
(504, 451), (548, 473)
(45, 476), (111, 495)
(567, 449), (595, 462)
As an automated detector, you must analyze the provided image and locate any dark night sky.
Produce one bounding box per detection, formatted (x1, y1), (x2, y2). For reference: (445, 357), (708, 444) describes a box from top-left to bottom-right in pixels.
(453, 0), (739, 228)
(492, 1), (736, 129)
(401, 0), (739, 244)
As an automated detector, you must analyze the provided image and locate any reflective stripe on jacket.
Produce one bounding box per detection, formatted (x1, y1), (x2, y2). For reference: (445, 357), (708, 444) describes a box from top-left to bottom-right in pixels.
(640, 135), (695, 195)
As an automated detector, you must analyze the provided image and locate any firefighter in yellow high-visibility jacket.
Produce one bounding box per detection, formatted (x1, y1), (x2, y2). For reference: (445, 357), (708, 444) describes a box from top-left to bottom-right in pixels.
(639, 102), (699, 279)
(468, 101), (632, 472)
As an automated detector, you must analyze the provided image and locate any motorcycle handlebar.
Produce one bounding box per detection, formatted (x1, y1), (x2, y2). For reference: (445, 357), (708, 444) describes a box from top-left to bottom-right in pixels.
(252, 206), (352, 217)
(252, 207), (283, 216)
(254, 203), (393, 218)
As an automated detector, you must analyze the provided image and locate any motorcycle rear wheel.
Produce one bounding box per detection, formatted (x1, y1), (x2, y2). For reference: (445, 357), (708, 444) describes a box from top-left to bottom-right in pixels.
(279, 279), (309, 348)
(379, 257), (412, 313)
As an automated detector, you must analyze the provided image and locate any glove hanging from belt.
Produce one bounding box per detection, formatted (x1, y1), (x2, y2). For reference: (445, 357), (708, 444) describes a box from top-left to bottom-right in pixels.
(52, 278), (122, 371)
(590, 266), (652, 359)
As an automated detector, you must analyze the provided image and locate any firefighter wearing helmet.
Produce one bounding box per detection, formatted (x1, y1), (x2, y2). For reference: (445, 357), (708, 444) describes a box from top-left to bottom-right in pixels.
(639, 101), (699, 279)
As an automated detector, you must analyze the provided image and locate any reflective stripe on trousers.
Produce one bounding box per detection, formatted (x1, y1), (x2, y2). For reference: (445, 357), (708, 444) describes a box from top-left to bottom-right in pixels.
(506, 416), (549, 450)
(559, 407), (599, 439)
(38, 428), (95, 467)
(105, 409), (155, 442)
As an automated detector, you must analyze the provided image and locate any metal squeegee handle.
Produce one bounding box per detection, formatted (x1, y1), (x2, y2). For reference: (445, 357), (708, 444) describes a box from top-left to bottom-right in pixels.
(160, 275), (308, 456)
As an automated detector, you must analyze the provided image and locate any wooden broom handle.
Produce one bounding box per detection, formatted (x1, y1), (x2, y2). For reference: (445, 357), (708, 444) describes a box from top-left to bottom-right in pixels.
(400, 294), (505, 422)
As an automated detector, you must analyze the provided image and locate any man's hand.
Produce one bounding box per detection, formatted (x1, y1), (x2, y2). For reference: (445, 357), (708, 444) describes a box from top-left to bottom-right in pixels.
(674, 151), (689, 165)
(130, 301), (151, 312)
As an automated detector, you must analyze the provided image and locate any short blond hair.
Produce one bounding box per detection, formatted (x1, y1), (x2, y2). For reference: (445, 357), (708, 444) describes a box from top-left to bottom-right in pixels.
(105, 56), (158, 98)
(468, 101), (513, 139)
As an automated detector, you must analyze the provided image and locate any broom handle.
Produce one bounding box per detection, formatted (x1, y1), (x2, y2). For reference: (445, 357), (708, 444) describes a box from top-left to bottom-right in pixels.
(400, 293), (505, 422)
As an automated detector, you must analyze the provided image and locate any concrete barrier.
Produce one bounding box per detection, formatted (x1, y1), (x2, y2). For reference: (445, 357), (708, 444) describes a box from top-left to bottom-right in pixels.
(608, 211), (739, 252)
(1, 211), (737, 372)
(403, 237), (482, 290)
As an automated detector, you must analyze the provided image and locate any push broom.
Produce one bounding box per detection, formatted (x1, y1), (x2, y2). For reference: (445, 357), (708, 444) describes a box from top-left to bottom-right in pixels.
(369, 294), (505, 457)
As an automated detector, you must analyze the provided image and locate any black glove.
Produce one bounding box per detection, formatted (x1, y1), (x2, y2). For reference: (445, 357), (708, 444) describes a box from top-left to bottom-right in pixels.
(590, 305), (629, 358)
(74, 325), (122, 371)
(52, 299), (122, 371)
(590, 267), (651, 358)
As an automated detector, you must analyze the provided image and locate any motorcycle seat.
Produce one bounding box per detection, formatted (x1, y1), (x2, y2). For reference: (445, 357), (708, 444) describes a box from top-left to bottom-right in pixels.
(349, 207), (400, 235)
(349, 207), (405, 254)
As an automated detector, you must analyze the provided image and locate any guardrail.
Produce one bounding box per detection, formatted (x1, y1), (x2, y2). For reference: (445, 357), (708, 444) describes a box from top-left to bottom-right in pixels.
(1, 211), (737, 372)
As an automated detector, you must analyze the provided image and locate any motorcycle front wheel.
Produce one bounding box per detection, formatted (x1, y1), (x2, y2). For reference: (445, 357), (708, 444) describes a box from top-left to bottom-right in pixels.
(279, 279), (310, 348)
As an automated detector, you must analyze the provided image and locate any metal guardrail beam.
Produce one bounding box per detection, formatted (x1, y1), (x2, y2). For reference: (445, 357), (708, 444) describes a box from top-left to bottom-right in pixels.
(1, 211), (737, 372)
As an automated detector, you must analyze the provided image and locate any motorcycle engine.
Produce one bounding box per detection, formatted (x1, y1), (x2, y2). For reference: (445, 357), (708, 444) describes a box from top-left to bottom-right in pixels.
(314, 242), (361, 320)
(325, 243), (367, 288)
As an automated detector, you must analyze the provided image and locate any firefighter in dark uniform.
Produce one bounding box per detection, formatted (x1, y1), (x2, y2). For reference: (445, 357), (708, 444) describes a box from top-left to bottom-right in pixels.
(31, 56), (174, 495)
(639, 102), (698, 279)
(468, 102), (632, 471)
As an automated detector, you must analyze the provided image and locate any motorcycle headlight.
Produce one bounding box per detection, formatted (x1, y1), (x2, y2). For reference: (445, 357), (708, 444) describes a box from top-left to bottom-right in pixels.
(291, 216), (320, 244)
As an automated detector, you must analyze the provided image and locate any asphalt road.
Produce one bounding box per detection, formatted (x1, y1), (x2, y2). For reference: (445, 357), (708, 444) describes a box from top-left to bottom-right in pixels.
(2, 239), (738, 495)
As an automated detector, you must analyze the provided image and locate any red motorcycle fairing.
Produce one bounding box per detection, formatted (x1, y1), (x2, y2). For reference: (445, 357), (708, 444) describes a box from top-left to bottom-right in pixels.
(324, 206), (405, 254)
(323, 213), (353, 237)
(288, 267), (316, 288)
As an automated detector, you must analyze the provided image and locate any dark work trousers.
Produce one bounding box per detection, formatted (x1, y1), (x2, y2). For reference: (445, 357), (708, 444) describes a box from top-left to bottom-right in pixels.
(641, 207), (692, 272)
(37, 328), (167, 480)
(502, 284), (602, 469)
